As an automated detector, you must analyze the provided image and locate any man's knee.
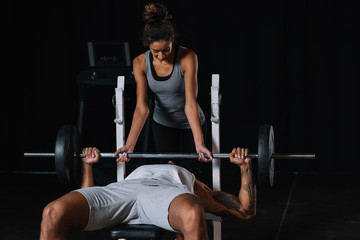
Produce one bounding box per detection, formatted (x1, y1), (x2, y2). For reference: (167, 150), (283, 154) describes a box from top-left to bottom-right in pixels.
(169, 194), (207, 232)
(41, 201), (65, 231)
(181, 203), (206, 230)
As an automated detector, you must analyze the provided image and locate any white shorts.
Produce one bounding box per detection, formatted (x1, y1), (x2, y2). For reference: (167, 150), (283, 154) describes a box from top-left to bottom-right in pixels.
(75, 178), (193, 231)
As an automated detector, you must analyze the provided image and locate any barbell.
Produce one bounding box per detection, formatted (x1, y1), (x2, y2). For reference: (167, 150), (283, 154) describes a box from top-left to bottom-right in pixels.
(24, 124), (315, 187)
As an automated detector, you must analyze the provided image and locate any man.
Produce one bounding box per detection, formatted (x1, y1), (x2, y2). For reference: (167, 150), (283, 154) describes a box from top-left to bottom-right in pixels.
(40, 147), (256, 240)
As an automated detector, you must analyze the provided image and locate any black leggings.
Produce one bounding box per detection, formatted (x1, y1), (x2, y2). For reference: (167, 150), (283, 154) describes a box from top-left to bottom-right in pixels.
(152, 121), (207, 177)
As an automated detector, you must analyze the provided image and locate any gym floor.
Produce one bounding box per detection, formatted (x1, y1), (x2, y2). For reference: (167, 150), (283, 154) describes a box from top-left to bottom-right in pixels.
(1, 170), (359, 240)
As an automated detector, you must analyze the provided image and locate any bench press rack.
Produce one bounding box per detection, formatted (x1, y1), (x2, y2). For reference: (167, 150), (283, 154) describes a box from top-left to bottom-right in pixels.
(110, 74), (223, 240)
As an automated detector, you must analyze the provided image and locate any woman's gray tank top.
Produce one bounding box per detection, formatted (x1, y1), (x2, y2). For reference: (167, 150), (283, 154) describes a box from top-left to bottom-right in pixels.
(146, 46), (205, 129)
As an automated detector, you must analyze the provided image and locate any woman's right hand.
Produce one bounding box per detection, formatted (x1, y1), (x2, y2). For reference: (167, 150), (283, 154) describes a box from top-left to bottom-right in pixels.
(114, 145), (133, 162)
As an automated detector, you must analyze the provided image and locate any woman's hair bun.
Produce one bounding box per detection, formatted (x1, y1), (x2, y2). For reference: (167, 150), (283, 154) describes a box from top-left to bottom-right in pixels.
(143, 2), (172, 24)
(141, 2), (176, 46)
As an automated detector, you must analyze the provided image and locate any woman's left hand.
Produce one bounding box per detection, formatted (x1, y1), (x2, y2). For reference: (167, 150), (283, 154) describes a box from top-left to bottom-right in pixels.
(196, 144), (213, 162)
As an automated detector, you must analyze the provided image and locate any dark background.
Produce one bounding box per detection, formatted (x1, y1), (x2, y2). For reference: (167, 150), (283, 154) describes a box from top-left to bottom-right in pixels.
(5, 0), (360, 178)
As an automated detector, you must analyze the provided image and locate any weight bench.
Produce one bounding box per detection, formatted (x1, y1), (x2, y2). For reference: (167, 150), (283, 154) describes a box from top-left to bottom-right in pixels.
(109, 224), (164, 239)
(109, 213), (222, 239)
(111, 75), (222, 240)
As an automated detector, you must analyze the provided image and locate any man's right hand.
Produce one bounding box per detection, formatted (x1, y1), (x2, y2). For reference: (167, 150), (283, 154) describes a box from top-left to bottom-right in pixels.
(82, 147), (100, 165)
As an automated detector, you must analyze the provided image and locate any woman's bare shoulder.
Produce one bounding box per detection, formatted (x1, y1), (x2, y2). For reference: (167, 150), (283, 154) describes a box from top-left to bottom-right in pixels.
(133, 52), (147, 65)
(180, 46), (197, 59)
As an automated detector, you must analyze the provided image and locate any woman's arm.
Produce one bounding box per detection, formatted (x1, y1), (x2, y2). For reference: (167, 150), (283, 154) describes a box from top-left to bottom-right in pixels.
(115, 55), (149, 162)
(181, 49), (212, 160)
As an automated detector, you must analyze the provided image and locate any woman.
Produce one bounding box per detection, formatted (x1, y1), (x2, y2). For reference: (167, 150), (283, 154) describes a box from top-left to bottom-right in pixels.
(115, 2), (212, 175)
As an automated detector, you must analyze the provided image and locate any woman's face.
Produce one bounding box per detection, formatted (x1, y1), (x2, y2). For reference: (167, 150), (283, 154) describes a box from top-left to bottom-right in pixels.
(149, 40), (173, 62)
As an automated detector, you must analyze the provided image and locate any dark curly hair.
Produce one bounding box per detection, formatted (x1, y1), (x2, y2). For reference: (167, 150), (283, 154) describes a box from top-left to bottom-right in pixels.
(142, 2), (177, 46)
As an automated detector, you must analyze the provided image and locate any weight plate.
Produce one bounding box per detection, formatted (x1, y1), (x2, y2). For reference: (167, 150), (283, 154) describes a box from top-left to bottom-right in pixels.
(257, 124), (275, 187)
(55, 125), (81, 186)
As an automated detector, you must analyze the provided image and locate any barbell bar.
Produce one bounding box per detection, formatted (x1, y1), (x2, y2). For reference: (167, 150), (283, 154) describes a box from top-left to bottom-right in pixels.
(24, 152), (315, 160)
(23, 124), (316, 187)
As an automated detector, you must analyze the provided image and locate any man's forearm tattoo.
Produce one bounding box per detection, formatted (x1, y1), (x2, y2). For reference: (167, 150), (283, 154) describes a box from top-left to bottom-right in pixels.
(212, 191), (245, 218)
(212, 170), (256, 218)
(242, 166), (256, 213)
(243, 182), (256, 213)
(241, 167), (256, 213)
